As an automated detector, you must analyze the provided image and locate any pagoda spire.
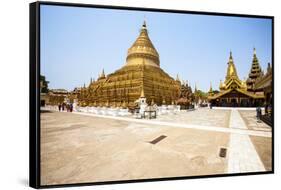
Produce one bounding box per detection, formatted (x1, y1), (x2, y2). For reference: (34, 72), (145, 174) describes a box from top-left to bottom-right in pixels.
(252, 47), (259, 61)
(176, 74), (180, 81)
(208, 82), (214, 96)
(229, 50), (233, 61)
(100, 68), (105, 78)
(226, 51), (239, 80)
(140, 85), (145, 98)
(246, 48), (262, 91)
(209, 82), (213, 92)
(219, 79), (223, 89)
(142, 19), (146, 28)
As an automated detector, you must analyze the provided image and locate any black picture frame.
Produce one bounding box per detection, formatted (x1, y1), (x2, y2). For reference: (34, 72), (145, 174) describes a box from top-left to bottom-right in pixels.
(29, 1), (274, 189)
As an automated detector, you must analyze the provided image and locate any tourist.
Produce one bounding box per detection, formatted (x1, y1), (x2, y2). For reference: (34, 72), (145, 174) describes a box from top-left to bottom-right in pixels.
(265, 104), (268, 114)
(70, 103), (73, 112)
(256, 107), (261, 120)
(62, 103), (65, 111)
(58, 104), (61, 111)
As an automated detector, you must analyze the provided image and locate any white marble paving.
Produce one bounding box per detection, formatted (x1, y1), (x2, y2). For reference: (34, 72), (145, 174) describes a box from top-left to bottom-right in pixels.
(227, 109), (266, 173)
(72, 111), (271, 138)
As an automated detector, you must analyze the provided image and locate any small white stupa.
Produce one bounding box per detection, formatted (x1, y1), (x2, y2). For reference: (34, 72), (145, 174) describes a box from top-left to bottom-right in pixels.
(139, 86), (147, 116)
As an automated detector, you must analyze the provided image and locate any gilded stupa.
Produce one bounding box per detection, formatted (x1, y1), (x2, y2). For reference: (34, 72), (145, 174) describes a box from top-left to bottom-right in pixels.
(78, 21), (181, 107)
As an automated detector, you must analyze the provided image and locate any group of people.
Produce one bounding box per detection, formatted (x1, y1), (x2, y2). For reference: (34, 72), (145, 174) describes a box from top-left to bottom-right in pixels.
(58, 102), (73, 112)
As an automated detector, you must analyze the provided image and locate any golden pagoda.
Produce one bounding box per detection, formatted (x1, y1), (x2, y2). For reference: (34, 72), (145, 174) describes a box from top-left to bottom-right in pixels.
(246, 48), (263, 91)
(208, 51), (264, 107)
(78, 21), (181, 108)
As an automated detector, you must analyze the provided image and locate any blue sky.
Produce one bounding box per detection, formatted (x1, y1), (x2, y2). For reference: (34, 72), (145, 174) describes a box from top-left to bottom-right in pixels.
(40, 5), (272, 92)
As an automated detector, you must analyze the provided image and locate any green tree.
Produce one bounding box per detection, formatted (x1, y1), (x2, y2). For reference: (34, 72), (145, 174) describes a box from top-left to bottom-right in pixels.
(40, 75), (49, 93)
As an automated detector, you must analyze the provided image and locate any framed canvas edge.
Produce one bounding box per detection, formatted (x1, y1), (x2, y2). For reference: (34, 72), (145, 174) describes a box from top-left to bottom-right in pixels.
(29, 1), (275, 189)
(30, 1), (42, 189)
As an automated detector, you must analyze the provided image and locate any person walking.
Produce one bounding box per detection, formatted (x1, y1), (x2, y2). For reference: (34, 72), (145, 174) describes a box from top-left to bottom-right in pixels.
(62, 103), (65, 111)
(58, 104), (61, 111)
(256, 106), (261, 121)
(66, 104), (69, 112)
(69, 103), (73, 112)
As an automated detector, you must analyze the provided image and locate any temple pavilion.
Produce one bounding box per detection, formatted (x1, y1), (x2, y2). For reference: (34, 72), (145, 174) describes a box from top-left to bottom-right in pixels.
(208, 50), (265, 107)
(78, 21), (181, 108)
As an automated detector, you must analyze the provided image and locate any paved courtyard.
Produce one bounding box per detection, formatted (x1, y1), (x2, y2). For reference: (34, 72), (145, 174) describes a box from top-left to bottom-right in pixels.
(156, 108), (231, 128)
(40, 108), (272, 185)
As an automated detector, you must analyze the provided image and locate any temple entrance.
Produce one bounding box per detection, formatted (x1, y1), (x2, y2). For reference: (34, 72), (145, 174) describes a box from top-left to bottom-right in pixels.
(231, 98), (237, 107)
(209, 89), (265, 107)
(240, 98), (248, 107)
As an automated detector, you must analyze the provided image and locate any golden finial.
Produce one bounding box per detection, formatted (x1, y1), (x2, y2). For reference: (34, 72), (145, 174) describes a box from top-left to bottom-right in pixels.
(141, 16), (147, 30)
(254, 47), (256, 55)
(143, 14), (147, 26)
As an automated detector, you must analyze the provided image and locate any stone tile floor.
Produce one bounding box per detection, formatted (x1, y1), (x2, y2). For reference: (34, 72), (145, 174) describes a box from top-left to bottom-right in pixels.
(154, 108), (230, 128)
(40, 108), (272, 185)
(239, 110), (271, 131)
(227, 110), (265, 173)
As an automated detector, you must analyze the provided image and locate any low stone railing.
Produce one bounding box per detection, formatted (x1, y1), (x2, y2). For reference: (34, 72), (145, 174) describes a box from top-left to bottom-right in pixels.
(41, 104), (181, 118)
(76, 106), (131, 117)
